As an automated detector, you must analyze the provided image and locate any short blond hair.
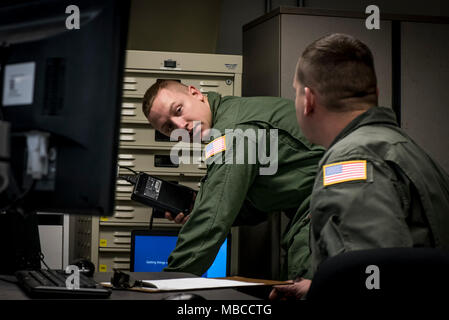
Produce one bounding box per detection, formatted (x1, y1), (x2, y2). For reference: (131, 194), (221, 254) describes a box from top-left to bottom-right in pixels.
(141, 80), (187, 119)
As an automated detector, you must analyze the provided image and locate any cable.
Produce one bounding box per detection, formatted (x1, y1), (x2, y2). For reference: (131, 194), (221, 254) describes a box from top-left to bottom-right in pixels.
(117, 166), (141, 185)
(149, 209), (154, 230)
(117, 174), (138, 185)
(39, 252), (50, 270)
(119, 166), (138, 175)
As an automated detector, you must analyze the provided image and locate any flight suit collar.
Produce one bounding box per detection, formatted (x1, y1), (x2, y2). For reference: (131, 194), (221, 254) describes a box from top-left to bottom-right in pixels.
(206, 91), (222, 126)
(328, 106), (399, 149)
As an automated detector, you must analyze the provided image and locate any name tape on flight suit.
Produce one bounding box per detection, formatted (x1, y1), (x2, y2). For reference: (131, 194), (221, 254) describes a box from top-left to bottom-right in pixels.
(323, 160), (367, 186)
(205, 135), (226, 160)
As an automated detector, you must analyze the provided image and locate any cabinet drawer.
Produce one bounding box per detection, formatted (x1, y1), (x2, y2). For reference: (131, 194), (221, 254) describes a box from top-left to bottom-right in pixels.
(119, 125), (201, 150)
(98, 251), (130, 272)
(121, 98), (147, 124)
(99, 226), (137, 249)
(100, 200), (179, 226)
(102, 201), (152, 224)
(117, 149), (207, 175)
(123, 71), (236, 98)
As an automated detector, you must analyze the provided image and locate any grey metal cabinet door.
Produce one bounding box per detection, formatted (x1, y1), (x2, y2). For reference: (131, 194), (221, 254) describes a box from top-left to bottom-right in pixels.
(401, 22), (449, 172)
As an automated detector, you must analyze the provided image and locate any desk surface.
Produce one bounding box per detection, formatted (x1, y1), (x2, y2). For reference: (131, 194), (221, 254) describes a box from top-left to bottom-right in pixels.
(0, 272), (263, 300)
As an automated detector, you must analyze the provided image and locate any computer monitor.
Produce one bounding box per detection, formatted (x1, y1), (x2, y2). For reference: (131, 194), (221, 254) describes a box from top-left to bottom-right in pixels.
(131, 230), (231, 278)
(0, 0), (130, 273)
(0, 0), (129, 215)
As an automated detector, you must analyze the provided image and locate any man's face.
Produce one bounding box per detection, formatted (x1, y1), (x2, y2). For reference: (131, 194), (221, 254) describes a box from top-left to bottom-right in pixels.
(148, 86), (212, 140)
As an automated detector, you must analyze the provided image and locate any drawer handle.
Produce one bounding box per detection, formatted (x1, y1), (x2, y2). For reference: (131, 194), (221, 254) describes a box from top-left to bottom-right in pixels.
(120, 128), (135, 134)
(112, 264), (130, 270)
(118, 160), (135, 167)
(115, 206), (135, 212)
(123, 84), (137, 91)
(114, 232), (131, 237)
(200, 88), (217, 93)
(122, 103), (136, 109)
(118, 154), (135, 160)
(114, 212), (135, 219)
(200, 81), (219, 87)
(116, 180), (132, 186)
(120, 134), (136, 141)
(114, 238), (131, 244)
(123, 77), (137, 83)
(122, 109), (136, 116)
(116, 186), (133, 192)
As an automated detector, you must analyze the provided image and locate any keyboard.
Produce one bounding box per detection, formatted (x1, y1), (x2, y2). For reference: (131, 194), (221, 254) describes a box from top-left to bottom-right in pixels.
(15, 269), (111, 298)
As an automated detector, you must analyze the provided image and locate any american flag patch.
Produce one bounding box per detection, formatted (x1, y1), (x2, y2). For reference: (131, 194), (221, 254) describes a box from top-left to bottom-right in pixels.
(323, 160), (367, 186)
(204, 135), (226, 160)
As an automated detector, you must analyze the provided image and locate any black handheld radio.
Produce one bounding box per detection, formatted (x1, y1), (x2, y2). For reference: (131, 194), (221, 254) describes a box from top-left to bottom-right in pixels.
(130, 172), (197, 216)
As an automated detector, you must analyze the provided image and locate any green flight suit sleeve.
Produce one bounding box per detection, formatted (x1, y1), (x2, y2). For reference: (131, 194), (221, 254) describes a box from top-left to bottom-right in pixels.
(281, 197), (313, 280)
(164, 128), (259, 276)
(310, 153), (414, 274)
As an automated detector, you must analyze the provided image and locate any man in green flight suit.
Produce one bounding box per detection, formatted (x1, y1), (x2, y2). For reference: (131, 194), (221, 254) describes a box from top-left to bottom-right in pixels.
(270, 33), (449, 299)
(141, 80), (324, 279)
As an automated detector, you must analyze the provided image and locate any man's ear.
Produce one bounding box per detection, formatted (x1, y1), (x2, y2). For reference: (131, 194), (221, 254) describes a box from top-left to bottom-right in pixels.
(188, 85), (204, 101)
(304, 87), (315, 116)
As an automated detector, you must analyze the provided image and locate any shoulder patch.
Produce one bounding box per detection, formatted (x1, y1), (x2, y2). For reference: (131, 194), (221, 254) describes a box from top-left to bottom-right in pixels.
(323, 160), (367, 186)
(204, 135), (226, 160)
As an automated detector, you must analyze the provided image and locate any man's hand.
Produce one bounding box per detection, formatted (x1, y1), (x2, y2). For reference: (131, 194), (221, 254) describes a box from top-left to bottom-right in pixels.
(164, 191), (196, 225)
(269, 278), (311, 300)
(165, 211), (190, 225)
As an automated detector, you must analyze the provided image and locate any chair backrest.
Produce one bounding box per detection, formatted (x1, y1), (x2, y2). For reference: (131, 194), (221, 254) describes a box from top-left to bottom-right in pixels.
(306, 247), (449, 300)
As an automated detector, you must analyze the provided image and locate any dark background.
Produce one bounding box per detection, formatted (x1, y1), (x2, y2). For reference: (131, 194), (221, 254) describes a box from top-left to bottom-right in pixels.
(126, 0), (449, 54)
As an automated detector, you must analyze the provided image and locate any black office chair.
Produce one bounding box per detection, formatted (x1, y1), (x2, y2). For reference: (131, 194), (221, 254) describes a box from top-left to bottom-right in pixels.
(306, 247), (449, 300)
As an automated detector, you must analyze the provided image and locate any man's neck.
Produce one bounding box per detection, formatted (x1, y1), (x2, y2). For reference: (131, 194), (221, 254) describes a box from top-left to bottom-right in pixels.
(320, 109), (367, 149)
(204, 95), (213, 125)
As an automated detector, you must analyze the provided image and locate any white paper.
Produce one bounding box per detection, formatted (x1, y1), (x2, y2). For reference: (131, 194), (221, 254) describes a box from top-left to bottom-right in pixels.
(142, 277), (263, 291)
(101, 277), (263, 291)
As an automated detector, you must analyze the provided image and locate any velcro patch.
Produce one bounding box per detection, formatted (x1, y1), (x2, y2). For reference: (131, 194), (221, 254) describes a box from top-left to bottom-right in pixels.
(204, 135), (226, 160)
(323, 160), (367, 186)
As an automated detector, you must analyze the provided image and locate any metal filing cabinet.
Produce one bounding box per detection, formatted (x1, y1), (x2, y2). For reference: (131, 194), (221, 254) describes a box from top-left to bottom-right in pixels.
(74, 50), (242, 273)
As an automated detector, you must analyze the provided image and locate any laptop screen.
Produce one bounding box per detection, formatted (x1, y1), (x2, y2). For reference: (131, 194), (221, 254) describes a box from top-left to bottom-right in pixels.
(131, 230), (229, 278)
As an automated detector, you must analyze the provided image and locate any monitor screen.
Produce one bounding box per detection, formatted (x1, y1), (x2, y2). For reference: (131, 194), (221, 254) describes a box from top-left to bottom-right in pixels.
(0, 0), (130, 216)
(132, 231), (230, 278)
